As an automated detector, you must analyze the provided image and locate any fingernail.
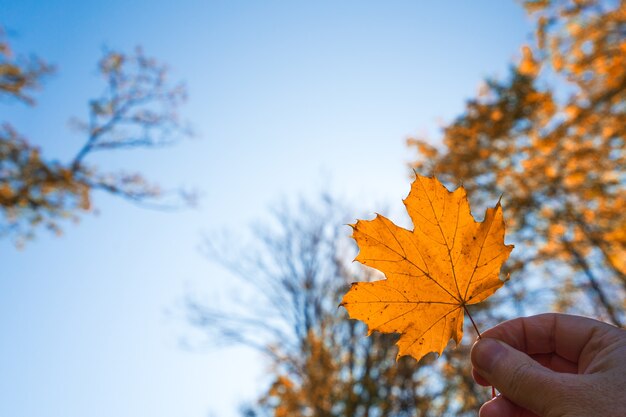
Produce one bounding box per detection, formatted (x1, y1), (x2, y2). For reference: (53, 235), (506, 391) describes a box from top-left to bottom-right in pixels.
(472, 338), (507, 373)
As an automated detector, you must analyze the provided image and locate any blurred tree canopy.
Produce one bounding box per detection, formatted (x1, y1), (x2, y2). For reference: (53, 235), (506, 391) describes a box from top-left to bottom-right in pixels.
(0, 29), (191, 245)
(410, 0), (626, 326)
(192, 1), (626, 416)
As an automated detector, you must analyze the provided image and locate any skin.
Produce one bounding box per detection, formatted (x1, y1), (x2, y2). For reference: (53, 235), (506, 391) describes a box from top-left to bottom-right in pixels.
(470, 313), (626, 417)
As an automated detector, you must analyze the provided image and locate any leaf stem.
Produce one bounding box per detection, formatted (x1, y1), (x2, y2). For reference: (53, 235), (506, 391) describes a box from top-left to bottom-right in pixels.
(463, 305), (482, 338)
(463, 305), (496, 399)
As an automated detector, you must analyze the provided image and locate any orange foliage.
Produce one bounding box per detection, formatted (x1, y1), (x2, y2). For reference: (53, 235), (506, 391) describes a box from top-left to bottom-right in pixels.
(1, 30), (190, 244)
(408, 0), (626, 326)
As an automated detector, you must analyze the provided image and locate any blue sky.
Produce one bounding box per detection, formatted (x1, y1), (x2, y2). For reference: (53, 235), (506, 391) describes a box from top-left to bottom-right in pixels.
(0, 1), (530, 416)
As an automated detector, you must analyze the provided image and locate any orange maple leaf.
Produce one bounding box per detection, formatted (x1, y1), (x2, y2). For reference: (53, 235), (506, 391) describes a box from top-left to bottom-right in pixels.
(341, 175), (514, 362)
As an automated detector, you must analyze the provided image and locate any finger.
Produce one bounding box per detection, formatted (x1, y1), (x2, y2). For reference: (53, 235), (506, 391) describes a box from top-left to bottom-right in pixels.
(480, 313), (612, 363)
(471, 338), (566, 416)
(480, 396), (540, 417)
(475, 353), (577, 386)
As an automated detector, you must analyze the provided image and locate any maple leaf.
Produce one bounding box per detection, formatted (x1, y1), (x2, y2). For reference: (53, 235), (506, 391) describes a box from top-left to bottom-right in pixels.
(341, 175), (513, 362)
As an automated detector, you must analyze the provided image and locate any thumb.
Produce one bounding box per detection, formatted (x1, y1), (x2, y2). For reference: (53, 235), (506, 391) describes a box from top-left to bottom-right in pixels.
(471, 338), (565, 416)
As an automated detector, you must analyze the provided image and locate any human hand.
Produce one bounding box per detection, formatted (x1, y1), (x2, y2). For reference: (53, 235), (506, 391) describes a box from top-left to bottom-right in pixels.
(470, 313), (626, 417)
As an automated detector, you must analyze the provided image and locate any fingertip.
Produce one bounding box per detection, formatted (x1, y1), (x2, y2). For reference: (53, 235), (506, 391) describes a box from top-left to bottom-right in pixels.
(472, 368), (491, 386)
(471, 338), (507, 374)
(479, 396), (519, 417)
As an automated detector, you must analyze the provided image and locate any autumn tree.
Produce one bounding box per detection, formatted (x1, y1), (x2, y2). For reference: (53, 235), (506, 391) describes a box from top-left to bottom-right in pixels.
(0, 29), (191, 244)
(409, 0), (626, 326)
